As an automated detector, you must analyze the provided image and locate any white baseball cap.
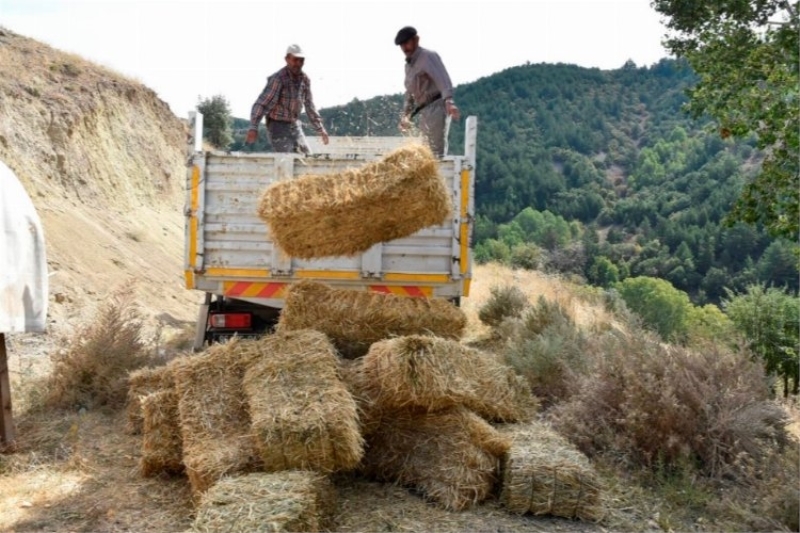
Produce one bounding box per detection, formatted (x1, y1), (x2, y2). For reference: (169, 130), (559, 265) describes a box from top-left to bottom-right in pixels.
(286, 44), (305, 58)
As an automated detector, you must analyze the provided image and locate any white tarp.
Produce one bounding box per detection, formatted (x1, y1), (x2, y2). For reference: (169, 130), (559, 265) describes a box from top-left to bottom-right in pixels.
(0, 160), (48, 333)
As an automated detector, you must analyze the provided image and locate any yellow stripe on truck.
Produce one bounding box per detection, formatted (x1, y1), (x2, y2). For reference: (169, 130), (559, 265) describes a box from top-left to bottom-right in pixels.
(295, 270), (361, 280)
(383, 273), (450, 283)
(460, 168), (470, 276)
(186, 165), (201, 288)
(205, 267), (272, 278)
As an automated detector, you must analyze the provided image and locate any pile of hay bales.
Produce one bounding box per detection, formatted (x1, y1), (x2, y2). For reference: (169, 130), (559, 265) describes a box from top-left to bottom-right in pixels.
(128, 282), (602, 528)
(256, 142), (452, 259)
(500, 421), (604, 521)
(126, 365), (174, 435)
(278, 280), (467, 357)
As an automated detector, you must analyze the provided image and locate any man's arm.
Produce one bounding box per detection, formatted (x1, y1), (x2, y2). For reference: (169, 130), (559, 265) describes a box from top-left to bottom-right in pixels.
(424, 51), (460, 120)
(246, 76), (281, 143)
(399, 91), (415, 132)
(303, 79), (329, 145)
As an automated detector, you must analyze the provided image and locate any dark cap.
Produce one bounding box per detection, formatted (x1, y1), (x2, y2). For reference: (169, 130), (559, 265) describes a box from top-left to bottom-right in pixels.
(394, 26), (417, 45)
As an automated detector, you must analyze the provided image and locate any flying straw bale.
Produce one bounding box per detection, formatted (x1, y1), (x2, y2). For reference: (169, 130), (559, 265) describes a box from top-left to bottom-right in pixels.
(500, 420), (604, 521)
(140, 388), (183, 477)
(278, 280), (466, 358)
(126, 364), (174, 435)
(362, 335), (537, 422)
(192, 471), (337, 533)
(171, 338), (263, 496)
(243, 330), (363, 473)
(361, 407), (510, 511)
(257, 142), (452, 259)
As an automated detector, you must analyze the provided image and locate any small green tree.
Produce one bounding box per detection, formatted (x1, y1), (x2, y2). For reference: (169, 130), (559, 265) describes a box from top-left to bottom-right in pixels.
(724, 284), (800, 395)
(197, 94), (233, 149)
(615, 276), (693, 341)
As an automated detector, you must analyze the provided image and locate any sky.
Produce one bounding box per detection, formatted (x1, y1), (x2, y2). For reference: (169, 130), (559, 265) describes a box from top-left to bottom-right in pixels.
(0, 0), (671, 120)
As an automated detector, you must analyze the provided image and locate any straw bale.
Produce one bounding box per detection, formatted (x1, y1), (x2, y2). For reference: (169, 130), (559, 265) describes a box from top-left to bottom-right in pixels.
(126, 364), (174, 435)
(500, 421), (604, 521)
(257, 142), (451, 259)
(140, 388), (184, 477)
(336, 357), (382, 437)
(243, 330), (363, 473)
(192, 471), (337, 533)
(171, 338), (264, 496)
(361, 407), (510, 511)
(278, 280), (467, 357)
(362, 335), (536, 422)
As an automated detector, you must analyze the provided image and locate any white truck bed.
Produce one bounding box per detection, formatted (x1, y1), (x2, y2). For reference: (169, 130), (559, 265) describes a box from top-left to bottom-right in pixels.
(183, 113), (476, 310)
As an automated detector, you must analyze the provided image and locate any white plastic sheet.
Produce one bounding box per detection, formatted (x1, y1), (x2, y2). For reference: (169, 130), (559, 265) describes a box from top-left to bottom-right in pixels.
(0, 160), (48, 333)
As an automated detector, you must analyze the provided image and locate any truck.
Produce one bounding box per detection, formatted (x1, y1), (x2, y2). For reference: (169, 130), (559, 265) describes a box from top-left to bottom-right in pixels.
(184, 112), (477, 351)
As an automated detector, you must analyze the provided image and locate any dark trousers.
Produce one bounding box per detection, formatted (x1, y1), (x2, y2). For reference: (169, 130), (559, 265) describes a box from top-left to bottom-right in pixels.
(266, 119), (310, 154)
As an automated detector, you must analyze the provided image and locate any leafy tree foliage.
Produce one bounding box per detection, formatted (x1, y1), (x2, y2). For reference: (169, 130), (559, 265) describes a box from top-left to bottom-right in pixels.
(197, 94), (233, 149)
(652, 0), (800, 240)
(615, 276), (693, 341)
(724, 284), (800, 395)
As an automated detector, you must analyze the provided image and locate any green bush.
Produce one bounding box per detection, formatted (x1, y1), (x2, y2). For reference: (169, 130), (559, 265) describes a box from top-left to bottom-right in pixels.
(477, 285), (529, 327)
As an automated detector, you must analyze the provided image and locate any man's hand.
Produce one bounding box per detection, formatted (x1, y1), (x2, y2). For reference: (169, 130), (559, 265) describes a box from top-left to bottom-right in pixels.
(399, 115), (412, 133)
(321, 131), (329, 145)
(445, 100), (461, 121)
(245, 129), (258, 144)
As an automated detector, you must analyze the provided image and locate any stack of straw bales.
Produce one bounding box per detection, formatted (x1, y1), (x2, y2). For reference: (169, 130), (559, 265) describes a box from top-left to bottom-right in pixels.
(500, 421), (604, 521)
(256, 142), (452, 259)
(192, 471), (337, 533)
(140, 388), (183, 476)
(335, 335), (537, 511)
(278, 280), (467, 357)
(243, 330), (363, 472)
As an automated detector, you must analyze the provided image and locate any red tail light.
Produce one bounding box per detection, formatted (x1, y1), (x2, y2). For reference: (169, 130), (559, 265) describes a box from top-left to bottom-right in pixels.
(209, 313), (252, 329)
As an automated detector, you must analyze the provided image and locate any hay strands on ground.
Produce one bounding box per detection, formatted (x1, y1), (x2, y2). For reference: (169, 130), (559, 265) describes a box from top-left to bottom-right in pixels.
(256, 142), (451, 259)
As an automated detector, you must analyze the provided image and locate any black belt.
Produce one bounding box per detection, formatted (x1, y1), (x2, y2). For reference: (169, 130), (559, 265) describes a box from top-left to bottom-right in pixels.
(410, 93), (442, 118)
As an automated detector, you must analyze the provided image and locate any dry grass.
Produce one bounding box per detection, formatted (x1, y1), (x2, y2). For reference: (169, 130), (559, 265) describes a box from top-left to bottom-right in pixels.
(361, 335), (536, 422)
(257, 142), (451, 259)
(192, 471), (337, 533)
(243, 330), (363, 473)
(499, 421), (604, 522)
(140, 389), (183, 477)
(361, 407), (510, 511)
(278, 280), (466, 357)
(44, 284), (151, 410)
(170, 339), (262, 497)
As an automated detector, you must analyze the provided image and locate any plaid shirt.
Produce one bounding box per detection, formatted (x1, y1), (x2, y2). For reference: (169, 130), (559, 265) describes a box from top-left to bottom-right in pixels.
(248, 66), (325, 133)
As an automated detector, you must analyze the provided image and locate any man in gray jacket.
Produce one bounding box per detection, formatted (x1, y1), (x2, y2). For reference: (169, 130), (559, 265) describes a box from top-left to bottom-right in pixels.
(395, 26), (460, 157)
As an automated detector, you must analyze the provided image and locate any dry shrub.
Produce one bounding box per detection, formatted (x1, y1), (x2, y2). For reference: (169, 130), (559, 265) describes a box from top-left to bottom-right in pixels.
(478, 285), (529, 327)
(46, 284), (150, 409)
(192, 471), (337, 533)
(278, 280), (466, 357)
(171, 338), (262, 496)
(140, 389), (183, 477)
(257, 142), (451, 259)
(551, 331), (789, 477)
(503, 297), (588, 407)
(125, 364), (174, 435)
(361, 407), (510, 511)
(362, 335), (536, 422)
(243, 330), (363, 473)
(500, 420), (604, 521)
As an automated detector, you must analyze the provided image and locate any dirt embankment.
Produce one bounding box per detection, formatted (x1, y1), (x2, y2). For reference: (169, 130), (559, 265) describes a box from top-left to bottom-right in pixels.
(0, 28), (198, 351)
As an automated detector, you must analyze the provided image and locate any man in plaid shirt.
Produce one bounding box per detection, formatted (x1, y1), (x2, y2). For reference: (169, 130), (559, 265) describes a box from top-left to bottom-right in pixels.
(245, 44), (329, 154)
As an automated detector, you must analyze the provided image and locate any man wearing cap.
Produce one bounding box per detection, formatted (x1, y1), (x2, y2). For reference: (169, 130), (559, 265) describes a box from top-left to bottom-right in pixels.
(246, 44), (329, 153)
(395, 26), (460, 157)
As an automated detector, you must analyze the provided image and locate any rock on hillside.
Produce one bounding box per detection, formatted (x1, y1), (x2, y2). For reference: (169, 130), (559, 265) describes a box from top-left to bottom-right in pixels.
(0, 28), (197, 348)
